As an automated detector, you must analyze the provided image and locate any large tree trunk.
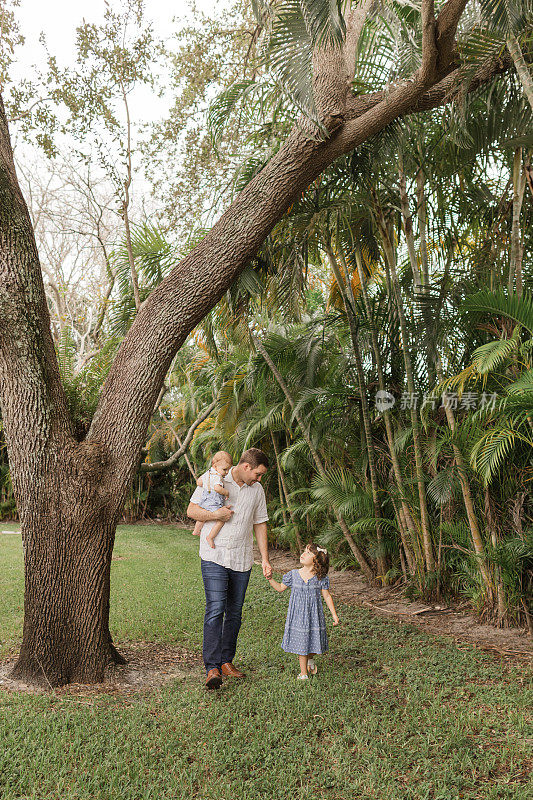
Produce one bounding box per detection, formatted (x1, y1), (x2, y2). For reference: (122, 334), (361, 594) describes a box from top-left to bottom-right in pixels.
(0, 99), (125, 686)
(12, 491), (123, 687)
(8, 438), (128, 686)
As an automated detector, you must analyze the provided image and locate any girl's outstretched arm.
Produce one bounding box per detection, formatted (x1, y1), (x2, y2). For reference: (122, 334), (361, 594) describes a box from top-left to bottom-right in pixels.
(322, 589), (339, 625)
(266, 577), (288, 593)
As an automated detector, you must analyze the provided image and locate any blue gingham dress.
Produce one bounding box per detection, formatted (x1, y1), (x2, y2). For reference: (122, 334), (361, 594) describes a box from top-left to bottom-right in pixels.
(281, 570), (330, 655)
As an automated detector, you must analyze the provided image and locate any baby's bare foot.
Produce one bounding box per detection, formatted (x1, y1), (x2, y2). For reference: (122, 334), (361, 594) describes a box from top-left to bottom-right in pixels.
(207, 537), (216, 549)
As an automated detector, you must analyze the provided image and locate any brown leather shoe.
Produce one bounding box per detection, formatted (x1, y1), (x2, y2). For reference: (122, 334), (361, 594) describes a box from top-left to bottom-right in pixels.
(205, 668), (222, 689)
(221, 662), (245, 678)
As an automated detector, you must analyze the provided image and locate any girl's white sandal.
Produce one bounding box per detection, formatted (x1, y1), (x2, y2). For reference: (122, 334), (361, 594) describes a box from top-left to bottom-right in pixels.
(297, 673), (309, 680)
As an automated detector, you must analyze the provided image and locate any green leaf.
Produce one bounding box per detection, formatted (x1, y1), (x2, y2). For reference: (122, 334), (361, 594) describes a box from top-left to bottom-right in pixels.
(461, 290), (533, 335)
(471, 334), (519, 374)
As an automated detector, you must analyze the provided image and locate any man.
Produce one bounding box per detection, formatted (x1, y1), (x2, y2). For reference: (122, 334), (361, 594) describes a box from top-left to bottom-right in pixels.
(187, 447), (273, 689)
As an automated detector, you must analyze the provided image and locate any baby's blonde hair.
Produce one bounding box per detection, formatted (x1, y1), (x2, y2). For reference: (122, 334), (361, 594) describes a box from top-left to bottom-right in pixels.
(212, 450), (232, 466)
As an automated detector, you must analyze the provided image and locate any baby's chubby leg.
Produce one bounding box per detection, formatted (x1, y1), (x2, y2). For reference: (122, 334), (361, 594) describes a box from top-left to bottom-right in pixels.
(206, 519), (224, 549)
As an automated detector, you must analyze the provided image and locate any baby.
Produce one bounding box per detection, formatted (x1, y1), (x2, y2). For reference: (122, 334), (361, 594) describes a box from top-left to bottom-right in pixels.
(192, 451), (233, 549)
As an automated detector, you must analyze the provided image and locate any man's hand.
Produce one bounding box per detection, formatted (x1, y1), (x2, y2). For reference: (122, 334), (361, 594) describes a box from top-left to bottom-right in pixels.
(262, 560), (273, 579)
(215, 506), (234, 522)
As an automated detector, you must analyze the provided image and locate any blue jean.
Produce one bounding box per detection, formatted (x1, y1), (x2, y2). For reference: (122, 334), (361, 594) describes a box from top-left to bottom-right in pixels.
(200, 559), (252, 673)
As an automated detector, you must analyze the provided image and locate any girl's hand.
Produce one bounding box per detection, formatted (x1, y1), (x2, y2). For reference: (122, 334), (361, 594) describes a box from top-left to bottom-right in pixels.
(333, 618), (340, 626)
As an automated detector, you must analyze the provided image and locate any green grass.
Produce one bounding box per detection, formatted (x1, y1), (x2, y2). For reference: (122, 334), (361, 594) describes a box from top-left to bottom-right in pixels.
(1, 525), (532, 800)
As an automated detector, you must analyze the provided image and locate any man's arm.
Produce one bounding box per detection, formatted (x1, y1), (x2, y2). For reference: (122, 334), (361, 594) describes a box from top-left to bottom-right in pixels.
(253, 522), (272, 579)
(187, 502), (234, 523)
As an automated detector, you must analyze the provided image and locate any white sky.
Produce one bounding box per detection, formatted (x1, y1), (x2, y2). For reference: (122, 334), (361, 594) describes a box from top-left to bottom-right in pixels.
(10, 1), (231, 260)
(12, 0), (219, 122)
(15, 0), (213, 64)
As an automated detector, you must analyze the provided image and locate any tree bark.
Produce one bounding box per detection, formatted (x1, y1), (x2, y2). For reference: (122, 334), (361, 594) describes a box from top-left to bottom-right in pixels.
(12, 490), (123, 687)
(413, 159), (437, 386)
(507, 35), (533, 111)
(508, 147), (526, 298)
(0, 98), (126, 685)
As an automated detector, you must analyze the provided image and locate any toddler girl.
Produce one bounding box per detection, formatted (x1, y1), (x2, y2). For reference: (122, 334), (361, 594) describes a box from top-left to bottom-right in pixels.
(266, 543), (339, 679)
(192, 451), (233, 548)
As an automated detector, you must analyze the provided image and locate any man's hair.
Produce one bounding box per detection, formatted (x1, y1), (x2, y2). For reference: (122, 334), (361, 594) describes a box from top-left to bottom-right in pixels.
(238, 448), (269, 469)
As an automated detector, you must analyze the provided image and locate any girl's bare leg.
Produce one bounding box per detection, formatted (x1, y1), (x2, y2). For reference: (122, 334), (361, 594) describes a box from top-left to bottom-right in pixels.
(192, 520), (203, 536)
(307, 654), (317, 674)
(298, 655), (308, 676)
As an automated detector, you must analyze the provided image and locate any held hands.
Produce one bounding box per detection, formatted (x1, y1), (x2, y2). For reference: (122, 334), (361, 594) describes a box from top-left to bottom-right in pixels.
(262, 560), (273, 579)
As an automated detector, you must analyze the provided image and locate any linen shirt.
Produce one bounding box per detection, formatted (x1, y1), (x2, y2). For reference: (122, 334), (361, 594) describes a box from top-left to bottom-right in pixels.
(190, 467), (269, 572)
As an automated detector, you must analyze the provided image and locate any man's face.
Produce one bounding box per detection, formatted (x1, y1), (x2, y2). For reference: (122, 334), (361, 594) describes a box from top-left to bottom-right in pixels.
(242, 463), (267, 485)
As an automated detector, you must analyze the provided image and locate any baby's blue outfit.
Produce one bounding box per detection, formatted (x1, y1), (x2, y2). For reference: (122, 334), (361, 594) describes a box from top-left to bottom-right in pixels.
(281, 570), (330, 655)
(198, 469), (225, 512)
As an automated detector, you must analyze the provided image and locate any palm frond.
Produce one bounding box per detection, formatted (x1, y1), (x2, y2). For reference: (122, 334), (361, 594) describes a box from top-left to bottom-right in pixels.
(461, 290), (533, 335)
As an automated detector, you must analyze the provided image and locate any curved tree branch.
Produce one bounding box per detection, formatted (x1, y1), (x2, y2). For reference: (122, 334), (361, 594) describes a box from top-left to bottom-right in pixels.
(346, 51), (513, 119)
(139, 399), (216, 473)
(420, 0), (438, 84)
(435, 0), (468, 74)
(344, 0), (376, 84)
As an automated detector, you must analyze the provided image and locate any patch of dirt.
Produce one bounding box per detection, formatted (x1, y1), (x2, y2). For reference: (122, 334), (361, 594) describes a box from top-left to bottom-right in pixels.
(0, 643), (202, 697)
(260, 547), (533, 664)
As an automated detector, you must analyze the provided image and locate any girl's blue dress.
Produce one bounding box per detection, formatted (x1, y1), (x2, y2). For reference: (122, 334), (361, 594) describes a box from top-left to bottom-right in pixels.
(281, 569), (330, 655)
